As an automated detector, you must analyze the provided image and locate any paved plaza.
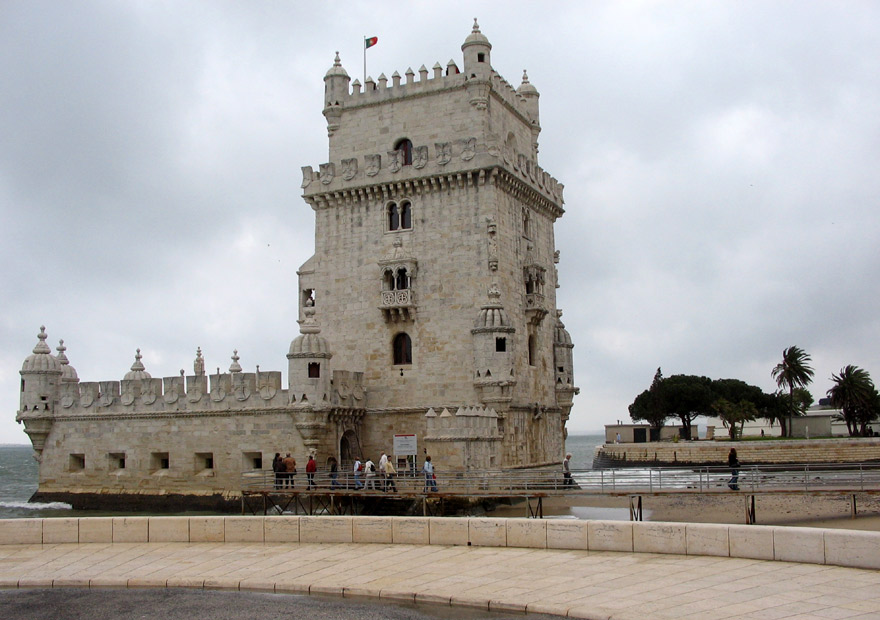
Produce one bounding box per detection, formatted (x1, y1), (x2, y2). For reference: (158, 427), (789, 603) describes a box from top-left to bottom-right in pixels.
(1, 541), (879, 619)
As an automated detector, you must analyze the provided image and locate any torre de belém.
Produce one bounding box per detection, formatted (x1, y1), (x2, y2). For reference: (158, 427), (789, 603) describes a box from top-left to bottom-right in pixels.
(16, 21), (579, 510)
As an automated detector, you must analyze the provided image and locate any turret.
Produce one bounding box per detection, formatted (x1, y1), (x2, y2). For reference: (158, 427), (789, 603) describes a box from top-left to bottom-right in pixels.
(471, 284), (516, 404)
(553, 310), (579, 412)
(323, 52), (350, 136)
(461, 18), (492, 79)
(17, 326), (63, 459)
(517, 70), (541, 157)
(287, 302), (333, 407)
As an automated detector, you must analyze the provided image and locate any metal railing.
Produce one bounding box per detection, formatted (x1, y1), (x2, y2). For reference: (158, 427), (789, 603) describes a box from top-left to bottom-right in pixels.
(242, 463), (880, 496)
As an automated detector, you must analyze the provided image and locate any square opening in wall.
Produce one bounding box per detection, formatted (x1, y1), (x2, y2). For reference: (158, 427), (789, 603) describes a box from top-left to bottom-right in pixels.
(495, 337), (507, 352)
(242, 451), (262, 471)
(151, 452), (170, 472)
(108, 452), (126, 470)
(69, 454), (85, 471)
(195, 452), (214, 475)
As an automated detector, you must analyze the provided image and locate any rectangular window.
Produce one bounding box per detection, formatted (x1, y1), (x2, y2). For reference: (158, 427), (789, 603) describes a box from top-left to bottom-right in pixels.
(308, 362), (320, 378)
(69, 454), (85, 471)
(151, 452), (170, 472)
(195, 452), (214, 472)
(108, 452), (126, 470)
(495, 337), (506, 352)
(242, 452), (263, 470)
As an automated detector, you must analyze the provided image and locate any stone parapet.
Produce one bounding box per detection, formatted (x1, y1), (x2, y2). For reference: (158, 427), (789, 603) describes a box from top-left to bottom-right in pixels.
(2, 516), (879, 571)
(594, 438), (880, 467)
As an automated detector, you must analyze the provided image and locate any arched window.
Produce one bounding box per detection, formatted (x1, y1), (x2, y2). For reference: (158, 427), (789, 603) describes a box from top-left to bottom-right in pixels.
(396, 267), (408, 291)
(392, 333), (412, 365)
(394, 138), (413, 166)
(383, 269), (395, 291)
(387, 203), (399, 231)
(400, 201), (412, 229)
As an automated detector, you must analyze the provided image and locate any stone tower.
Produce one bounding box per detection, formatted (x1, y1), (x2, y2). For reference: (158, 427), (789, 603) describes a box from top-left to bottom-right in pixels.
(299, 20), (578, 469)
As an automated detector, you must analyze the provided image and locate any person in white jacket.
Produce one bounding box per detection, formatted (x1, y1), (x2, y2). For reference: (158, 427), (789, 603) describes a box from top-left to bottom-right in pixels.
(364, 458), (377, 490)
(353, 458), (363, 489)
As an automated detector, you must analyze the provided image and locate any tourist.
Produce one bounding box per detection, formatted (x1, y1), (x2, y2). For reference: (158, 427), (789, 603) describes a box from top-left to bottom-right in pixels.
(353, 457), (363, 489)
(615, 432), (621, 444)
(384, 456), (398, 492)
(364, 458), (377, 490)
(562, 453), (573, 486)
(272, 452), (283, 490)
(328, 456), (340, 489)
(727, 448), (740, 491)
(305, 454), (317, 490)
(282, 453), (296, 489)
(378, 451), (388, 491)
(423, 455), (438, 492)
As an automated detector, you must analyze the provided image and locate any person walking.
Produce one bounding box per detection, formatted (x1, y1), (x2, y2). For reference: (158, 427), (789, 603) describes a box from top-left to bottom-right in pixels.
(378, 451), (388, 491)
(727, 448), (740, 491)
(305, 454), (317, 490)
(272, 452), (283, 490)
(364, 458), (377, 490)
(353, 457), (363, 489)
(562, 453), (573, 486)
(328, 456), (341, 489)
(282, 453), (296, 489)
(384, 455), (398, 492)
(423, 455), (438, 492)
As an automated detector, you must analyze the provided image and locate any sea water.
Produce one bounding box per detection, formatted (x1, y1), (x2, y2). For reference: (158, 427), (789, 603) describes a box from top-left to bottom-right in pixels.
(0, 434), (607, 520)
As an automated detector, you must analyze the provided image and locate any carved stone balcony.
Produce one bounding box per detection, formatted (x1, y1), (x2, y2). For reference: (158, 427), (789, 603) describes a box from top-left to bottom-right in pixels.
(380, 289), (415, 322)
(524, 292), (547, 325)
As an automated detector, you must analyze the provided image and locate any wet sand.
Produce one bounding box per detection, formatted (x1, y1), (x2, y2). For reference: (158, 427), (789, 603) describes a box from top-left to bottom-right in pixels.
(485, 493), (880, 530)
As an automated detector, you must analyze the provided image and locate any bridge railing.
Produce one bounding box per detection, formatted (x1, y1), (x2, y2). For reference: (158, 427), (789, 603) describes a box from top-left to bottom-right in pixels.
(242, 463), (880, 495)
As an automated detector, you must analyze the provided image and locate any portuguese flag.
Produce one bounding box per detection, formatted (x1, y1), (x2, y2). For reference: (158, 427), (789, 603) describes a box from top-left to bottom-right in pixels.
(365, 36), (378, 49)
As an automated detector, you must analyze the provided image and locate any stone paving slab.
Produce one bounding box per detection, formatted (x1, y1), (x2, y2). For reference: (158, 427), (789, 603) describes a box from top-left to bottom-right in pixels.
(0, 542), (879, 619)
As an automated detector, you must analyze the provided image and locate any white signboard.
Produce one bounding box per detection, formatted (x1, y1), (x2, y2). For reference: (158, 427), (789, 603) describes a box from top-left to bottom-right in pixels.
(393, 434), (417, 456)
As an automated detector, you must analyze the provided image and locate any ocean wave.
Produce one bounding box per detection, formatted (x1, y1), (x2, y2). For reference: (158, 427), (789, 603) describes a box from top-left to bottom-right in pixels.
(0, 501), (72, 511)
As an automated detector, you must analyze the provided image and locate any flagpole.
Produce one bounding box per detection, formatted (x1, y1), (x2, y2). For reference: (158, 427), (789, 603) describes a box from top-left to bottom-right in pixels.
(363, 36), (367, 85)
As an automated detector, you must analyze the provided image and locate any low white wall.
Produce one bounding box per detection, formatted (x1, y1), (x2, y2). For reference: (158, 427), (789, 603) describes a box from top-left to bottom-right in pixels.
(1, 516), (878, 571)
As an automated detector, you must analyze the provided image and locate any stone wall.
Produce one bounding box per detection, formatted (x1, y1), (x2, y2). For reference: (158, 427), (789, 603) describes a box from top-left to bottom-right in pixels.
(594, 438), (880, 468)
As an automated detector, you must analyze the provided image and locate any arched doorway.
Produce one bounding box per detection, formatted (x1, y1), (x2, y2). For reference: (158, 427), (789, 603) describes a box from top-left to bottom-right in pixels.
(339, 429), (361, 467)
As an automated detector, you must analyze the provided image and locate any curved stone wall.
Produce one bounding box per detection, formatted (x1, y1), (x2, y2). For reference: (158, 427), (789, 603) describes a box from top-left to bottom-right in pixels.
(0, 516), (878, 571)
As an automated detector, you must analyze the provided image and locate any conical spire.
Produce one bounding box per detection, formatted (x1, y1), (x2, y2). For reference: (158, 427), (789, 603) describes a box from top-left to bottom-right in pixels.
(123, 348), (152, 380)
(194, 347), (205, 376)
(21, 326), (62, 372)
(56, 339), (79, 383)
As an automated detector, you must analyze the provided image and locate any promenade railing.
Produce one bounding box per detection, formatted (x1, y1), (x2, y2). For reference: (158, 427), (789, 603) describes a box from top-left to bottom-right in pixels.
(241, 462), (880, 496)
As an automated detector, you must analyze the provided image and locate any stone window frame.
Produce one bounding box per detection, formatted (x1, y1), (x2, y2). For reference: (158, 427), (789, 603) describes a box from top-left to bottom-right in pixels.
(386, 199), (413, 233)
(394, 138), (413, 166)
(392, 332), (413, 365)
(68, 453), (85, 472)
(108, 452), (126, 471)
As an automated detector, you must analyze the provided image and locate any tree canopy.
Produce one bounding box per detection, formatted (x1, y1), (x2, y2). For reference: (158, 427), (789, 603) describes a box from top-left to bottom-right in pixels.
(827, 365), (879, 436)
(771, 346), (815, 437)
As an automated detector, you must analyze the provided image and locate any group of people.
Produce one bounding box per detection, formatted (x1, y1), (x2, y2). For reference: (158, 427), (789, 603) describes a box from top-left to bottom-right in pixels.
(351, 452), (400, 492)
(271, 452), (320, 490)
(271, 451), (439, 493)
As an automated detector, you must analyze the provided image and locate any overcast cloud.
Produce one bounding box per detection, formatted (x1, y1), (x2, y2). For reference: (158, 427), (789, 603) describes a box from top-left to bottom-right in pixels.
(2, 1), (878, 443)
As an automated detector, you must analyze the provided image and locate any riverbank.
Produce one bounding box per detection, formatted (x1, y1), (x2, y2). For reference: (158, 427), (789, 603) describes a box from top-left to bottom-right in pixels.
(486, 493), (880, 530)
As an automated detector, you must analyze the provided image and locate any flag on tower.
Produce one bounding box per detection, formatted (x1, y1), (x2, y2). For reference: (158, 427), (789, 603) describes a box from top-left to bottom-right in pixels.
(365, 36), (378, 49)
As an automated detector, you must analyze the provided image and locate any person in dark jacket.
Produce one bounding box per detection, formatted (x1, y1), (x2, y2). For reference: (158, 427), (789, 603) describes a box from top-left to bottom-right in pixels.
(728, 448), (740, 490)
(272, 453), (283, 490)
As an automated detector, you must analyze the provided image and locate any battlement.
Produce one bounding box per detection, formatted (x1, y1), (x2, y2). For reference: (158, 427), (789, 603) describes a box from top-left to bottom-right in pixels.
(301, 136), (563, 207)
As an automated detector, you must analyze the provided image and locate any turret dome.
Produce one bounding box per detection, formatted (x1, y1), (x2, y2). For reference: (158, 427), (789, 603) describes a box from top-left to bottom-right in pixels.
(288, 304), (331, 356)
(517, 70), (538, 96)
(324, 51), (349, 79)
(554, 311), (573, 345)
(123, 349), (152, 381)
(462, 18), (491, 50)
(21, 326), (62, 373)
(474, 285), (511, 329)
(56, 340), (79, 383)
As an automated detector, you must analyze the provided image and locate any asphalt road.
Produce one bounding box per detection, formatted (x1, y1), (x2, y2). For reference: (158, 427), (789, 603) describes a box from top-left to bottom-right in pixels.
(0, 589), (557, 620)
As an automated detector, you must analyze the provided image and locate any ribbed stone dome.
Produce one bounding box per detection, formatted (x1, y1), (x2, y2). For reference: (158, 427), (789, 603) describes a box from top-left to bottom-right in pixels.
(462, 18), (491, 50)
(21, 326), (62, 373)
(288, 305), (331, 356)
(324, 52), (349, 79)
(123, 349), (152, 381)
(56, 340), (79, 383)
(474, 285), (511, 329)
(517, 70), (538, 96)
(554, 313), (573, 345)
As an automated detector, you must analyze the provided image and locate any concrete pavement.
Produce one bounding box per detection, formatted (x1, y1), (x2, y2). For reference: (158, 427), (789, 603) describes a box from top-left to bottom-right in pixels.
(1, 540), (879, 619)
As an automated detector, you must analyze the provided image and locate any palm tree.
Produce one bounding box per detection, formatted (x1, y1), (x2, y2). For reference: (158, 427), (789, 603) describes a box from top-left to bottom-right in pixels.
(771, 346), (814, 437)
(827, 365), (876, 436)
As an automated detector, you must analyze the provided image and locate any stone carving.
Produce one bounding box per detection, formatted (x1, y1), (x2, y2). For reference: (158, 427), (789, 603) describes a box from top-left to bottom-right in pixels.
(341, 157), (358, 180)
(187, 382), (202, 403)
(210, 371), (226, 402)
(461, 137), (476, 161)
(435, 142), (452, 165)
(80, 391), (93, 408)
(412, 145), (428, 169)
(194, 347), (205, 376)
(121, 391), (135, 406)
(319, 163), (335, 185)
(487, 217), (498, 271)
(61, 395), (75, 408)
(259, 383), (276, 400)
(301, 166), (313, 188)
(388, 149), (402, 173)
(365, 154), (381, 176)
(141, 383), (157, 405)
(164, 385), (178, 404)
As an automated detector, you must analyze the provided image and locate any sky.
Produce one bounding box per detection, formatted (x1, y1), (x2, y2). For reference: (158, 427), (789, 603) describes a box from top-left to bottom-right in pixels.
(1, 1), (879, 444)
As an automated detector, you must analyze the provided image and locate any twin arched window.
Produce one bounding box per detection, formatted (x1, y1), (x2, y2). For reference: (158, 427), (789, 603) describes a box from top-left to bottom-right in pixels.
(383, 267), (409, 291)
(392, 333), (412, 365)
(387, 201), (412, 231)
